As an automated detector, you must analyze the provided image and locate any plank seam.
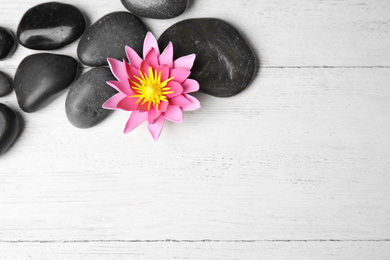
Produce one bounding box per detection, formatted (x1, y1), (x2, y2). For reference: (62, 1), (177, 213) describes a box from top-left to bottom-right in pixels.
(264, 66), (390, 69)
(1, 65), (390, 69)
(1, 239), (389, 243)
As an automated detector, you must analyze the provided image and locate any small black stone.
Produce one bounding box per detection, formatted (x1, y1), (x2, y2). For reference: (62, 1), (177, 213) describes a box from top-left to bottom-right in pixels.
(65, 67), (117, 129)
(14, 53), (78, 113)
(0, 27), (16, 60)
(0, 71), (13, 97)
(17, 2), (86, 50)
(158, 18), (256, 97)
(121, 0), (189, 19)
(0, 104), (19, 156)
(77, 12), (147, 67)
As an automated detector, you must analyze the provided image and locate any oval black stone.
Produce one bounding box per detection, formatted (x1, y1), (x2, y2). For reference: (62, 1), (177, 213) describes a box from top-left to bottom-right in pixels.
(121, 0), (189, 19)
(77, 12), (147, 67)
(0, 71), (13, 97)
(158, 18), (256, 97)
(65, 67), (117, 129)
(0, 104), (19, 156)
(14, 53), (78, 113)
(0, 27), (16, 60)
(17, 2), (86, 50)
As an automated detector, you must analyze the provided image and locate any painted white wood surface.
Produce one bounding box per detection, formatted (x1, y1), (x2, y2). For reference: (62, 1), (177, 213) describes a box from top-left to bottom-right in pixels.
(1, 241), (390, 260)
(1, 0), (390, 259)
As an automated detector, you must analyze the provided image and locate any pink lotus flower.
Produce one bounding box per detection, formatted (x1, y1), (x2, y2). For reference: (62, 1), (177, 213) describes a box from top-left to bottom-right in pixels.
(103, 32), (201, 141)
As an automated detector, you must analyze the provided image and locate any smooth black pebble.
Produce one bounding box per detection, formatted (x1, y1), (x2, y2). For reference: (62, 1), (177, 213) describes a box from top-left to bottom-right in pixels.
(0, 104), (19, 156)
(66, 67), (117, 129)
(0, 27), (16, 60)
(14, 53), (78, 113)
(121, 0), (189, 19)
(158, 18), (256, 97)
(17, 2), (86, 50)
(77, 12), (147, 66)
(0, 71), (13, 97)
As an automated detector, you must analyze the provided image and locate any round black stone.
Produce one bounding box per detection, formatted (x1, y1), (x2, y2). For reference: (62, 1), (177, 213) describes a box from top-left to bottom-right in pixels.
(121, 0), (189, 19)
(77, 12), (147, 67)
(0, 104), (19, 156)
(0, 27), (16, 60)
(14, 53), (78, 113)
(0, 71), (13, 97)
(158, 18), (256, 97)
(17, 2), (86, 50)
(65, 67), (117, 128)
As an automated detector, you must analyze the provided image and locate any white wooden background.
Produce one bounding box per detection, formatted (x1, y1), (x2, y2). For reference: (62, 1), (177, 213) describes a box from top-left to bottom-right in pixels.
(1, 0), (390, 259)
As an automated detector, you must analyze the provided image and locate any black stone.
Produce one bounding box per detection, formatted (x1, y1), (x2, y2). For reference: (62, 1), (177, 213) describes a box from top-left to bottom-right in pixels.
(0, 27), (16, 60)
(0, 71), (13, 97)
(65, 67), (117, 128)
(158, 18), (256, 97)
(17, 2), (86, 50)
(14, 53), (78, 113)
(0, 104), (19, 156)
(77, 12), (147, 67)
(121, 0), (189, 19)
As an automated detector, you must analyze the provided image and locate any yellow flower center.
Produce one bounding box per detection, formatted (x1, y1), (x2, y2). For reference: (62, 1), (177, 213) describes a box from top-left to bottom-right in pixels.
(131, 66), (174, 111)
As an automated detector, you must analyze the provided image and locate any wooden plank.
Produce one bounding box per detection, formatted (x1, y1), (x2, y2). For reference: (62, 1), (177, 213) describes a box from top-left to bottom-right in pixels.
(1, 241), (390, 260)
(1, 68), (389, 241)
(0, 0), (389, 76)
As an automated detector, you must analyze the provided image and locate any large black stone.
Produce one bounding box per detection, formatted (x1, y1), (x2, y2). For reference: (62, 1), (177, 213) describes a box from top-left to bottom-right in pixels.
(17, 2), (86, 50)
(14, 53), (78, 113)
(0, 71), (13, 97)
(0, 104), (19, 156)
(0, 27), (16, 60)
(121, 0), (189, 19)
(65, 67), (116, 128)
(77, 12), (147, 67)
(158, 18), (256, 97)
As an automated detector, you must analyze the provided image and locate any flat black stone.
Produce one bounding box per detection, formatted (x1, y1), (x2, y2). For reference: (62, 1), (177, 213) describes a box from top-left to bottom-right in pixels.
(158, 18), (256, 97)
(0, 27), (16, 60)
(77, 12), (147, 67)
(0, 104), (19, 156)
(0, 71), (13, 97)
(65, 67), (117, 128)
(14, 53), (78, 113)
(121, 0), (189, 19)
(17, 2), (86, 50)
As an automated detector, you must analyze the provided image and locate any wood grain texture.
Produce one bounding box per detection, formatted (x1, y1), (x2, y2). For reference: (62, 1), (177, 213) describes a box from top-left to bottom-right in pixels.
(0, 0), (390, 259)
(0, 0), (390, 74)
(1, 241), (390, 260)
(1, 68), (390, 241)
